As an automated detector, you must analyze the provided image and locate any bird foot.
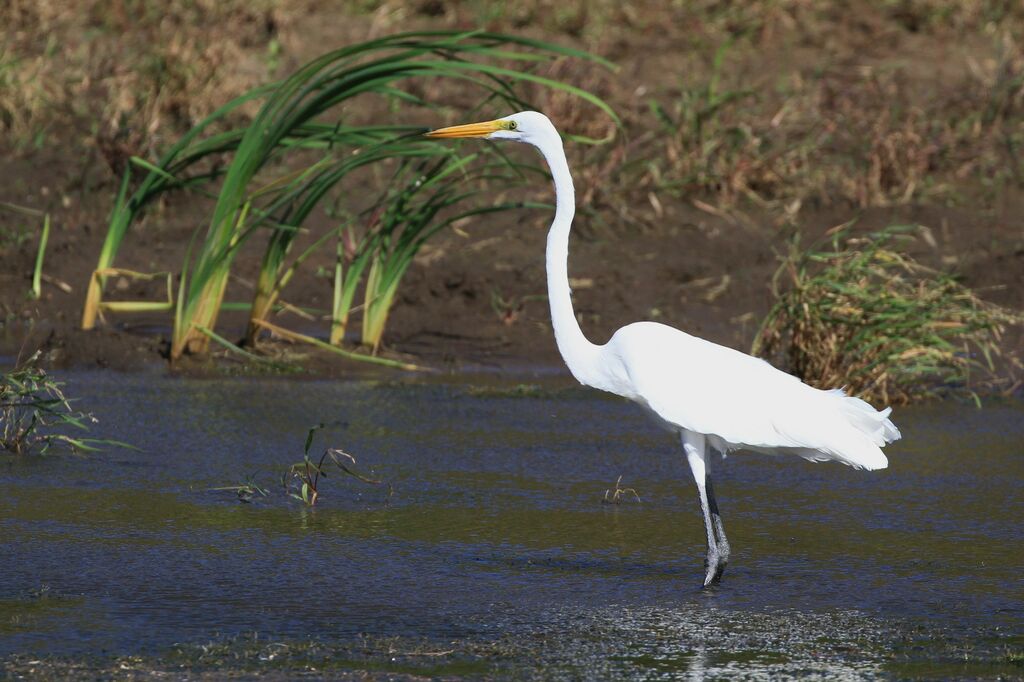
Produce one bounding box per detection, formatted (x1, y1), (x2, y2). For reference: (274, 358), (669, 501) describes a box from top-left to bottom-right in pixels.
(702, 551), (728, 587)
(717, 540), (731, 566)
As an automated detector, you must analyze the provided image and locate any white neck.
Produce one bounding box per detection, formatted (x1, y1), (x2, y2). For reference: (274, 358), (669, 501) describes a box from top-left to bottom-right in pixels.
(532, 130), (602, 386)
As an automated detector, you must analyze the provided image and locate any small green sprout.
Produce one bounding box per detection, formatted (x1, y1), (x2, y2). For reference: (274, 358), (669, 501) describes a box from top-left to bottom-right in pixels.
(282, 424), (387, 507)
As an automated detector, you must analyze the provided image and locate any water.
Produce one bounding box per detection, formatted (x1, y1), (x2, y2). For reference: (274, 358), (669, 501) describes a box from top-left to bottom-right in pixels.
(1, 371), (1022, 678)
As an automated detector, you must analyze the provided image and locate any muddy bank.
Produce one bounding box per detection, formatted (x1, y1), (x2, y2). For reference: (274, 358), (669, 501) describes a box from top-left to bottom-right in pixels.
(3, 193), (1021, 381)
(2, 2), (1023, 378)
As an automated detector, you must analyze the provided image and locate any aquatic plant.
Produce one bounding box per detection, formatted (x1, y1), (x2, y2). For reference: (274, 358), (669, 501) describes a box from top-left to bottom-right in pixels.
(251, 145), (529, 355)
(80, 31), (615, 365)
(602, 475), (641, 505)
(210, 476), (269, 504)
(753, 225), (1023, 404)
(0, 352), (125, 455)
(283, 424), (387, 507)
(210, 426), (386, 505)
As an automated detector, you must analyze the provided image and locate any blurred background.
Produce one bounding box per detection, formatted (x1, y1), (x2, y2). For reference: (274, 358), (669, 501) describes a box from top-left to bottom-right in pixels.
(1, 0), (1021, 378)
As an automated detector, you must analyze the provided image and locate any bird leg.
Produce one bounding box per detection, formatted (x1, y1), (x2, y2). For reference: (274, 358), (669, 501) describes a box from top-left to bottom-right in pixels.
(705, 473), (730, 569)
(683, 433), (728, 587)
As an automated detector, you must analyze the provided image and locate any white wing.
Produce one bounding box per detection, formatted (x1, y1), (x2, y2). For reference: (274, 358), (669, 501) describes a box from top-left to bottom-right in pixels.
(605, 322), (901, 470)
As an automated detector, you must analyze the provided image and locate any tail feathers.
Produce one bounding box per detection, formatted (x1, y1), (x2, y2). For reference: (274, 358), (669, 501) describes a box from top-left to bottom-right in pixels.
(750, 388), (900, 471)
(781, 441), (888, 470)
(821, 390), (900, 470)
(834, 436), (889, 471)
(831, 390), (902, 446)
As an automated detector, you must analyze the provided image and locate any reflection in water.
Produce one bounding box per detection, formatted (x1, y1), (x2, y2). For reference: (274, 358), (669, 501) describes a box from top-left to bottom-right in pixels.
(0, 372), (1021, 677)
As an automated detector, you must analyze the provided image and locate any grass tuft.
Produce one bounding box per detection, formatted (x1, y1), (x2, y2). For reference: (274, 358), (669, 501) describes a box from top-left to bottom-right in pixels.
(753, 225), (1023, 404)
(1, 352), (129, 454)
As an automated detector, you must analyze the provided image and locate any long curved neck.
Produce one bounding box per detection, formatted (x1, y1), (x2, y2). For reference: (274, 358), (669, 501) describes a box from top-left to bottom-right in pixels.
(534, 134), (601, 385)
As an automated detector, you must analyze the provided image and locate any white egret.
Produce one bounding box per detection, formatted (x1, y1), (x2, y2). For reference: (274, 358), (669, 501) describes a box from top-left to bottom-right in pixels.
(426, 111), (901, 586)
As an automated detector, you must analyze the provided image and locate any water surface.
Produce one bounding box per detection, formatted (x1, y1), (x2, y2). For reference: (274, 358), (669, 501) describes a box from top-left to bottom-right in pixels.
(1, 371), (1022, 678)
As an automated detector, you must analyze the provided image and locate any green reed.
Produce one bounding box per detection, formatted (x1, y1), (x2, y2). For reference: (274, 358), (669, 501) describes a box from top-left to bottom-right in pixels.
(81, 31), (615, 366)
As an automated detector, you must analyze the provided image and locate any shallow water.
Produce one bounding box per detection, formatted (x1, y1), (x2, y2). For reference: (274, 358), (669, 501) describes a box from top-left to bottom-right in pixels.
(1, 371), (1022, 678)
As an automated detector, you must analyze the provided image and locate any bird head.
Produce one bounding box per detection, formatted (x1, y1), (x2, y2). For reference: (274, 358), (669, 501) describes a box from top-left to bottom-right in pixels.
(424, 111), (554, 145)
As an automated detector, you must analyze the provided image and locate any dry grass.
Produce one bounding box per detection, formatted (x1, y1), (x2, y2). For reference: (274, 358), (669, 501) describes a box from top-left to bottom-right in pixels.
(4, 1), (1024, 219)
(636, 4), (1024, 224)
(1, 0), (287, 159)
(753, 225), (1023, 404)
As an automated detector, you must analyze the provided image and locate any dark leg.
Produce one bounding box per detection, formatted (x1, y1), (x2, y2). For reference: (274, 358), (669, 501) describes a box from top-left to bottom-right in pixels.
(705, 474), (730, 569)
(683, 432), (728, 587)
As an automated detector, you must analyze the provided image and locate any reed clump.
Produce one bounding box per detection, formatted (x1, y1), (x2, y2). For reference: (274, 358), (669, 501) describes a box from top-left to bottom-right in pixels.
(80, 31), (614, 366)
(753, 226), (1023, 404)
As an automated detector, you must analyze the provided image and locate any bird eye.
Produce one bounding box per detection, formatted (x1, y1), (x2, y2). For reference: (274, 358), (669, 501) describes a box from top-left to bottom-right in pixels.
(507, 120), (517, 130)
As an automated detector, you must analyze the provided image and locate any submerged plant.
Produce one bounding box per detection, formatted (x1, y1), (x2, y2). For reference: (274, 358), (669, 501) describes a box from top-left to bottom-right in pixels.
(210, 476), (269, 504)
(753, 225), (1023, 404)
(0, 352), (125, 454)
(602, 475), (641, 505)
(283, 424), (387, 507)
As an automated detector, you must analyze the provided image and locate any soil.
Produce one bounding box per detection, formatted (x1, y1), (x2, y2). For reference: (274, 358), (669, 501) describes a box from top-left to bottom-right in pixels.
(1, 2), (1022, 380)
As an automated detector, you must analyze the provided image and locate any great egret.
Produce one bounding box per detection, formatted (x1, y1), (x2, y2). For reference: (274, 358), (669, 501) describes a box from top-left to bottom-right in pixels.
(426, 111), (901, 586)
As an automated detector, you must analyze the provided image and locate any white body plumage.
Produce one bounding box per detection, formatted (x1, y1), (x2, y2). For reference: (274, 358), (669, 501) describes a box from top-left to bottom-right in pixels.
(595, 321), (900, 470)
(426, 110), (901, 585)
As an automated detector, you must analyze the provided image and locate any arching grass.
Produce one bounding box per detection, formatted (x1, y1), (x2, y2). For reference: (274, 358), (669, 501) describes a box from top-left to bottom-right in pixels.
(753, 225), (1023, 404)
(80, 31), (617, 365)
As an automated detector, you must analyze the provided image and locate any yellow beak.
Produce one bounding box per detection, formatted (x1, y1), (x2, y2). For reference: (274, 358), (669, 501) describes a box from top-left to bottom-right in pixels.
(424, 119), (503, 139)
